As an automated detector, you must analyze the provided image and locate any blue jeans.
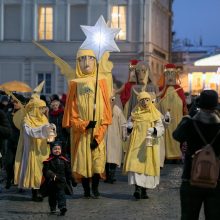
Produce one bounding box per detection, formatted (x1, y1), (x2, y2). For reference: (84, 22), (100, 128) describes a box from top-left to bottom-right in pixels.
(180, 181), (220, 220)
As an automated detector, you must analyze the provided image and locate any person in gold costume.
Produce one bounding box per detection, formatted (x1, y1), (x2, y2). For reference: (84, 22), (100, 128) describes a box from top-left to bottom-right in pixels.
(123, 91), (164, 200)
(62, 49), (112, 198)
(14, 82), (55, 201)
(158, 64), (187, 162)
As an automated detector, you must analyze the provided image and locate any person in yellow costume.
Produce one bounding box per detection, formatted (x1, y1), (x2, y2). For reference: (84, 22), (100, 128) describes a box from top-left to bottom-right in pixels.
(158, 64), (187, 161)
(62, 49), (112, 198)
(123, 91), (164, 200)
(14, 82), (55, 201)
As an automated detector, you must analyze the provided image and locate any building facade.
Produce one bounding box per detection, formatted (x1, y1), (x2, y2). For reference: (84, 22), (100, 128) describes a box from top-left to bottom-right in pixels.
(0, 0), (172, 95)
(172, 44), (220, 95)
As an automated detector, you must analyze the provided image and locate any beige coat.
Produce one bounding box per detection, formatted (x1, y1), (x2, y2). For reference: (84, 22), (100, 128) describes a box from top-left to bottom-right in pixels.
(105, 105), (126, 167)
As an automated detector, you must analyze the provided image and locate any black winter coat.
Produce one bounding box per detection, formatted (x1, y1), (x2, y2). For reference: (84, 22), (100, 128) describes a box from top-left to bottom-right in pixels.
(173, 110), (220, 180)
(49, 110), (68, 141)
(7, 109), (20, 150)
(41, 155), (73, 196)
(0, 109), (11, 147)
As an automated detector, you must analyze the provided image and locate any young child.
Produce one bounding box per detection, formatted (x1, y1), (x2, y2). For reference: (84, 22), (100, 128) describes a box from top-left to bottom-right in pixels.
(41, 141), (76, 216)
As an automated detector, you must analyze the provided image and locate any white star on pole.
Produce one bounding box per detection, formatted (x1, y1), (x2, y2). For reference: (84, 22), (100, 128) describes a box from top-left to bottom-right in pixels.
(80, 15), (121, 61)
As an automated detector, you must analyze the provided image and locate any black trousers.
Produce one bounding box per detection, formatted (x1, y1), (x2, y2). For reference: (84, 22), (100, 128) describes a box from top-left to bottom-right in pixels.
(5, 147), (16, 183)
(48, 186), (66, 210)
(180, 181), (220, 220)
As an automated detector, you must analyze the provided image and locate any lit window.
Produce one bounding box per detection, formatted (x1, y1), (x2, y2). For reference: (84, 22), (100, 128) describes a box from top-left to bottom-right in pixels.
(38, 73), (52, 94)
(38, 6), (53, 40)
(191, 72), (203, 95)
(111, 5), (126, 40)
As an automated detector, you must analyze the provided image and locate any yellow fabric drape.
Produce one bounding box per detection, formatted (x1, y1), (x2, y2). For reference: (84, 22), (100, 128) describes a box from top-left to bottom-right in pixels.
(75, 49), (97, 78)
(63, 49), (112, 180)
(123, 96), (161, 176)
(159, 86), (183, 159)
(14, 98), (50, 189)
(24, 98), (48, 127)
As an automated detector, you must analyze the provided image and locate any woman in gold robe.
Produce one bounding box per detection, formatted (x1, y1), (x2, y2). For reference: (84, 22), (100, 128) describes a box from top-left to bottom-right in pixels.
(62, 49), (112, 198)
(123, 91), (164, 199)
(14, 97), (52, 201)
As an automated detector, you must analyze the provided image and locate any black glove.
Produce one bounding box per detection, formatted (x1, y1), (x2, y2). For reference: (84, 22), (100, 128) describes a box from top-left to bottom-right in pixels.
(127, 127), (133, 134)
(86, 121), (97, 129)
(90, 139), (98, 150)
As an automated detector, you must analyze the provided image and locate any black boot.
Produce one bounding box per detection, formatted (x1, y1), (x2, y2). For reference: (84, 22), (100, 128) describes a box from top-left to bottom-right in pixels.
(141, 187), (149, 199)
(59, 207), (67, 216)
(32, 189), (43, 202)
(5, 179), (12, 189)
(92, 174), (100, 199)
(108, 170), (115, 184)
(82, 178), (90, 198)
(109, 163), (117, 183)
(104, 163), (110, 183)
(133, 185), (141, 200)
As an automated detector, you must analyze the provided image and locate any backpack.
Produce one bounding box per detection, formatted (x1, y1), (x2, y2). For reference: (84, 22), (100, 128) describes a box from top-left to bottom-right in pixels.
(190, 121), (220, 188)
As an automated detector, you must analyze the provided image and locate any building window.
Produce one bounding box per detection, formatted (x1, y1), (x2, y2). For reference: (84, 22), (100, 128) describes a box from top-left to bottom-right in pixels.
(37, 73), (52, 94)
(70, 4), (87, 41)
(38, 6), (53, 40)
(4, 5), (21, 41)
(111, 5), (126, 40)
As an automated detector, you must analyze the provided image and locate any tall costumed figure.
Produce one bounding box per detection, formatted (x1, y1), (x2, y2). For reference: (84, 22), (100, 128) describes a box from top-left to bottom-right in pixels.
(158, 64), (187, 161)
(62, 15), (120, 198)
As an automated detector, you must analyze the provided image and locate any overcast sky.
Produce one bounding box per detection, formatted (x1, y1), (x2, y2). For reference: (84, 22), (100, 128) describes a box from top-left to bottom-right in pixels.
(173, 0), (220, 46)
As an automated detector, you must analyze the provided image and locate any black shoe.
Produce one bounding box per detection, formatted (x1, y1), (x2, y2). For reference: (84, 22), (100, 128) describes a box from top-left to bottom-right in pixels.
(5, 181), (11, 189)
(50, 207), (56, 214)
(133, 185), (141, 200)
(141, 187), (149, 199)
(59, 207), (67, 216)
(32, 189), (43, 202)
(84, 191), (91, 199)
(91, 187), (100, 199)
(82, 178), (90, 198)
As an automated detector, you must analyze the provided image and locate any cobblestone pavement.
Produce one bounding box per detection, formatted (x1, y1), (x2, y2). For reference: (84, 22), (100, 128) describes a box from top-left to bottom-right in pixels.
(0, 164), (205, 220)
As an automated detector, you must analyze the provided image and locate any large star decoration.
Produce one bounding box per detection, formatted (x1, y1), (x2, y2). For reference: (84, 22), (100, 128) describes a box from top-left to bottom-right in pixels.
(80, 15), (120, 62)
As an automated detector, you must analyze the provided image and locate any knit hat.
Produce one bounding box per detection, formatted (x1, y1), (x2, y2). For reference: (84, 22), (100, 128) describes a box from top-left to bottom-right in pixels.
(51, 140), (62, 149)
(198, 90), (218, 110)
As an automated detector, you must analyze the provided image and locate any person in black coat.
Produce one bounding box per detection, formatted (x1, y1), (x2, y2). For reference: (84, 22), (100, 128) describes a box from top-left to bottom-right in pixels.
(5, 94), (27, 189)
(49, 100), (69, 156)
(41, 141), (76, 216)
(173, 90), (220, 220)
(0, 109), (11, 170)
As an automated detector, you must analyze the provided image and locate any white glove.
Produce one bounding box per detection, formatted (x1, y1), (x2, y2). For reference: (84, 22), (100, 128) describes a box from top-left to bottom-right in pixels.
(164, 111), (171, 124)
(147, 127), (154, 134)
(44, 123), (56, 136)
(127, 121), (133, 129)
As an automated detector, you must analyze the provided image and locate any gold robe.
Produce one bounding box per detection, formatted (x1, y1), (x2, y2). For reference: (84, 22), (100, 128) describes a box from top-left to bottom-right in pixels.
(14, 99), (50, 189)
(123, 104), (162, 177)
(62, 77), (112, 180)
(159, 86), (183, 159)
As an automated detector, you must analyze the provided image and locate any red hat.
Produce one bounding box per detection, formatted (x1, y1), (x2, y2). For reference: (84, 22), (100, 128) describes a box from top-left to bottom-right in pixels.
(165, 63), (176, 69)
(130, 59), (139, 66)
(129, 59), (140, 69)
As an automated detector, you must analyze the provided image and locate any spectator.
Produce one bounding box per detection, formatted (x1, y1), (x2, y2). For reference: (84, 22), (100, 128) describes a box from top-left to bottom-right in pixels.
(173, 89), (220, 220)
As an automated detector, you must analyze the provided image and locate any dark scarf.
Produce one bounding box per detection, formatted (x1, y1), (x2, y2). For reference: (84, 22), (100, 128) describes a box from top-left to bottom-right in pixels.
(193, 110), (220, 124)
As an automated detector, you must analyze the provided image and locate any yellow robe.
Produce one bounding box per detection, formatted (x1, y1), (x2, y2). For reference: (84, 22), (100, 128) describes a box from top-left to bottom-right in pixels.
(14, 99), (50, 189)
(159, 86), (183, 159)
(62, 76), (112, 180)
(123, 106), (161, 177)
